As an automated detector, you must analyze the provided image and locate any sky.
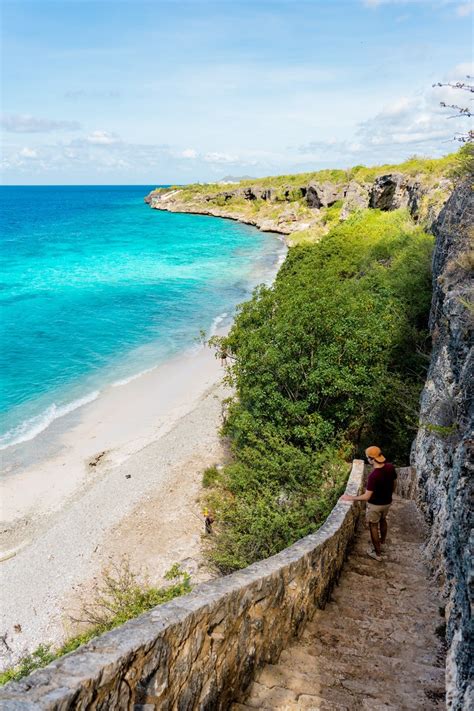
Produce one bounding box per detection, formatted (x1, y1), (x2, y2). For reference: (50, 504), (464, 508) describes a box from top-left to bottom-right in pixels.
(1, 0), (473, 184)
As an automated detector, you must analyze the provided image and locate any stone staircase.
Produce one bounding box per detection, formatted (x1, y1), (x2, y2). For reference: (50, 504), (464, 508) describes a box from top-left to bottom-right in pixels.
(232, 496), (446, 710)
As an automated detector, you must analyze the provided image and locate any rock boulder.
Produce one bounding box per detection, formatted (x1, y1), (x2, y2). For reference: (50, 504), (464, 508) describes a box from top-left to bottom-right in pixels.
(306, 181), (341, 209)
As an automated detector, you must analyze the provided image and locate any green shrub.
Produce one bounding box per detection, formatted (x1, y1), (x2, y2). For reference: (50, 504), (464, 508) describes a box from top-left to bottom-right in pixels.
(202, 465), (221, 488)
(448, 142), (474, 181)
(206, 209), (433, 572)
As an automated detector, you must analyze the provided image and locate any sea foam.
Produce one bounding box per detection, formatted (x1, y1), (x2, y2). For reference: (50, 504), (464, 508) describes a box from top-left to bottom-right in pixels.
(0, 391), (100, 450)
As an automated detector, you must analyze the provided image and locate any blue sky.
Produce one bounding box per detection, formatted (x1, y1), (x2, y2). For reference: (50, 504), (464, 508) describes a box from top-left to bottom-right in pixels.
(1, 0), (472, 184)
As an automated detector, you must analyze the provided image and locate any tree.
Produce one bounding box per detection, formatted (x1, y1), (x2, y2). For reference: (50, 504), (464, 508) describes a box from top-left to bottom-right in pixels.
(433, 78), (473, 143)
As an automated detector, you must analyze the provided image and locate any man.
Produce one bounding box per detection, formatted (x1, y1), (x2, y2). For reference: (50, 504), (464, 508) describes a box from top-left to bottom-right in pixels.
(340, 446), (397, 561)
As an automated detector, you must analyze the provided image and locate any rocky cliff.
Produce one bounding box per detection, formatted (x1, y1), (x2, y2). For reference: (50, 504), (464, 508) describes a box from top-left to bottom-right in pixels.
(145, 166), (453, 244)
(411, 179), (473, 710)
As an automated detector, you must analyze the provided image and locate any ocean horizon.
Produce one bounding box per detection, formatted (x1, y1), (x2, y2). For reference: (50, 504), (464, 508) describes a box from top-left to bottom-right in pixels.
(0, 185), (285, 453)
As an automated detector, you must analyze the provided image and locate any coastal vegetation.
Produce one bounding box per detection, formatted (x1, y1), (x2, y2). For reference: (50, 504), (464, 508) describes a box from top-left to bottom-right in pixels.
(205, 208), (434, 573)
(183, 152), (461, 195)
(0, 562), (191, 686)
(149, 150), (472, 248)
(4, 150), (466, 685)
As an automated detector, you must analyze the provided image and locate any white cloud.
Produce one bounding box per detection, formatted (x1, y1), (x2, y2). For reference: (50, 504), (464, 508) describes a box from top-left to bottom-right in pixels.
(357, 68), (471, 149)
(181, 148), (198, 159)
(453, 62), (474, 76)
(19, 147), (38, 159)
(203, 151), (240, 164)
(1, 114), (80, 133)
(297, 62), (472, 163)
(4, 61), (470, 182)
(456, 3), (473, 17)
(85, 130), (120, 145)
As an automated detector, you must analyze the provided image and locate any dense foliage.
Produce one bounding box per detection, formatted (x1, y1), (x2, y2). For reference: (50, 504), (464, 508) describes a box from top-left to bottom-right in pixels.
(207, 209), (433, 573)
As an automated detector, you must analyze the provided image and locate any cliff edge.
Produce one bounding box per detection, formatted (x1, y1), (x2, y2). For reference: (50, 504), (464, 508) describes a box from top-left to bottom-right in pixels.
(145, 155), (457, 245)
(411, 179), (473, 710)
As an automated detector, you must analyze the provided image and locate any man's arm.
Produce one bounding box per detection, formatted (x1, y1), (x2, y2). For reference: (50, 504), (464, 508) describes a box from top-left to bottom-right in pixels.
(340, 489), (373, 503)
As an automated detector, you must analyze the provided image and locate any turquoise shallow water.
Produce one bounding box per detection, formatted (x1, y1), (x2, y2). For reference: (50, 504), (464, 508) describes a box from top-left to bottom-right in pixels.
(0, 186), (285, 450)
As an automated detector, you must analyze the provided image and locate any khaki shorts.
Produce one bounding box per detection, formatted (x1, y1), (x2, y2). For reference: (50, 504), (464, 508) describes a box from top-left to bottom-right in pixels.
(366, 503), (391, 524)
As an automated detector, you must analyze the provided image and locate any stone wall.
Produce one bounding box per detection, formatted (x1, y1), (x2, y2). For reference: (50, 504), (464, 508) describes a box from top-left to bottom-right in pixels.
(411, 179), (473, 711)
(0, 462), (365, 710)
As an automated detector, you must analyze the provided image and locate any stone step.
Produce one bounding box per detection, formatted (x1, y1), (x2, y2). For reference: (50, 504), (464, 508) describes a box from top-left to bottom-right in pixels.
(287, 693), (351, 709)
(278, 645), (445, 689)
(319, 598), (442, 631)
(252, 660), (443, 710)
(238, 497), (445, 710)
(250, 668), (361, 710)
(307, 607), (440, 643)
(257, 662), (336, 694)
(239, 681), (298, 709)
(345, 559), (430, 584)
(344, 543), (428, 582)
(329, 572), (439, 603)
(231, 695), (349, 711)
(300, 625), (442, 667)
(328, 588), (440, 621)
(335, 567), (435, 592)
(334, 676), (443, 710)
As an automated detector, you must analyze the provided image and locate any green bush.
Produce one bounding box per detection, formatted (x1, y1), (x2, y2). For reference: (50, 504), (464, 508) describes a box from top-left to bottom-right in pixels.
(202, 465), (221, 488)
(206, 208), (433, 572)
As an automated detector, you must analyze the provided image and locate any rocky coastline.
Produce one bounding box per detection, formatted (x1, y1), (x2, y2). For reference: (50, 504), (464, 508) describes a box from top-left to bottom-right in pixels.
(145, 169), (453, 243)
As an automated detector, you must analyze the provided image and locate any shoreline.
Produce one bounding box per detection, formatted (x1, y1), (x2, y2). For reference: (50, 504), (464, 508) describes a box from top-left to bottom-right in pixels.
(0, 343), (224, 539)
(0, 345), (229, 668)
(146, 199), (295, 238)
(0, 210), (287, 669)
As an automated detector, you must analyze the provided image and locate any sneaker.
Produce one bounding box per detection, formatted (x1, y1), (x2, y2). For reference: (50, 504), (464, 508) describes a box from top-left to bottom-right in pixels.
(367, 548), (383, 562)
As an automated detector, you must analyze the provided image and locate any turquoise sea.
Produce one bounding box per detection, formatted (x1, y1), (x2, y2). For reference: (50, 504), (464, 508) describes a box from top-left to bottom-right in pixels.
(0, 186), (285, 452)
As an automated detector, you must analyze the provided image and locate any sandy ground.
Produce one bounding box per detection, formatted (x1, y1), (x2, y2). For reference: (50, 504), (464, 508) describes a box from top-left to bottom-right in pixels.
(0, 345), (229, 669)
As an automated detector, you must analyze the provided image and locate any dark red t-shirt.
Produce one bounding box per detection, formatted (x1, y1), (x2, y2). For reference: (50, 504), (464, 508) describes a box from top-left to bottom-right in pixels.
(366, 463), (397, 505)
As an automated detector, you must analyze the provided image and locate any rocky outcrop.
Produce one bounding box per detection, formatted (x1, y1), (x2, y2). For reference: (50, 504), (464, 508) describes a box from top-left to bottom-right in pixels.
(305, 181), (342, 209)
(369, 172), (424, 216)
(340, 180), (370, 220)
(147, 173), (452, 237)
(411, 179), (473, 710)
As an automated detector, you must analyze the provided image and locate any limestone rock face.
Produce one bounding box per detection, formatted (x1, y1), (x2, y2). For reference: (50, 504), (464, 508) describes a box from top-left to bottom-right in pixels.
(306, 181), (341, 209)
(411, 179), (473, 710)
(369, 172), (422, 212)
(340, 180), (370, 219)
(277, 209), (298, 225)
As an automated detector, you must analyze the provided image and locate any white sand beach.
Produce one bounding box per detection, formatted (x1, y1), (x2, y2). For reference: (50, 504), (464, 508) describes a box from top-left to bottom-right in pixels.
(0, 344), (229, 669)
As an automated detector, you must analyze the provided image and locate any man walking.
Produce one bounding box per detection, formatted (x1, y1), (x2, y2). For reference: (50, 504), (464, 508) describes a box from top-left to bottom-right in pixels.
(340, 446), (397, 561)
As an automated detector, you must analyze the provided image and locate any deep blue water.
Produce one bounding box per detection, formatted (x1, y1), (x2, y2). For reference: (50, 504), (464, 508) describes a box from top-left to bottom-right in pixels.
(0, 186), (284, 450)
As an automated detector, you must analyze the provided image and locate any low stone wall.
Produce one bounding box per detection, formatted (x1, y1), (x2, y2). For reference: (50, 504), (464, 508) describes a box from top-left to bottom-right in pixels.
(0, 461), (364, 710)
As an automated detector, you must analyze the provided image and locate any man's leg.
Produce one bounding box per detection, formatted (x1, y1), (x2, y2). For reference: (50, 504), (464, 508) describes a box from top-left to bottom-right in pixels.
(369, 522), (382, 556)
(379, 516), (388, 545)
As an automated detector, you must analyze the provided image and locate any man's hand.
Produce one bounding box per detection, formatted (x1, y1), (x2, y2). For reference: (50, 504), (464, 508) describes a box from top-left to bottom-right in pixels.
(340, 494), (353, 502)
